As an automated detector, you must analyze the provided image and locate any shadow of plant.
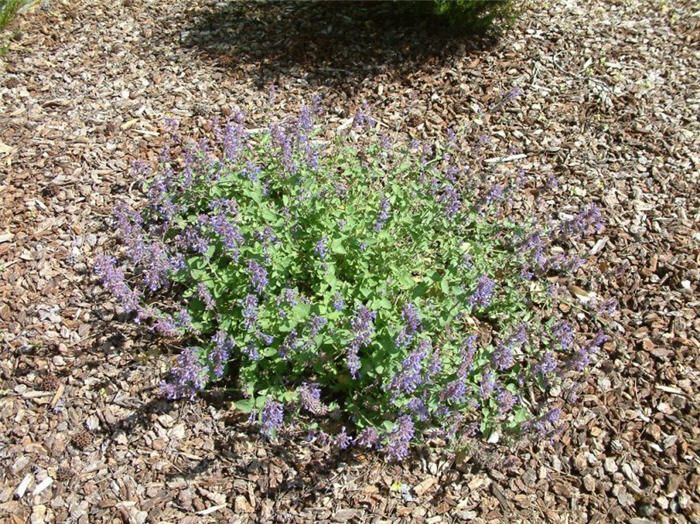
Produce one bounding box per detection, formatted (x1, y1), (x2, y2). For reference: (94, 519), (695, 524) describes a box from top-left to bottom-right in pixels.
(212, 427), (362, 501)
(180, 1), (498, 91)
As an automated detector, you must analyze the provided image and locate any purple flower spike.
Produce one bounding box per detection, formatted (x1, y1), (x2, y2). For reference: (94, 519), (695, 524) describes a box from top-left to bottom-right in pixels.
(314, 236), (328, 260)
(174, 308), (194, 331)
(435, 180), (460, 218)
(559, 205), (603, 238)
(210, 331), (234, 378)
(222, 119), (247, 163)
(469, 275), (496, 309)
(483, 184), (503, 208)
(385, 415), (414, 462)
(347, 305), (376, 378)
(197, 282), (216, 310)
(480, 371), (495, 399)
(403, 303), (421, 333)
(458, 334), (478, 377)
(407, 396), (429, 422)
(336, 427), (352, 450)
(153, 316), (180, 337)
(278, 329), (301, 360)
(94, 254), (141, 313)
(441, 379), (467, 404)
(497, 389), (516, 415)
(546, 407), (561, 424)
(333, 291), (344, 312)
(261, 399), (284, 438)
(428, 347), (442, 377)
(257, 331), (274, 346)
(309, 315), (327, 336)
(240, 294), (258, 331)
(281, 288), (297, 307)
(374, 196), (391, 232)
(355, 427), (379, 449)
(298, 382), (328, 415)
(208, 214), (244, 260)
(492, 341), (513, 371)
(534, 351), (557, 376)
(247, 259), (268, 294)
(388, 348), (426, 397)
(244, 342), (260, 361)
(113, 202), (143, 242)
(160, 346), (208, 400)
(553, 321), (574, 349)
(395, 302), (421, 348)
(570, 331), (607, 371)
(269, 123), (296, 174)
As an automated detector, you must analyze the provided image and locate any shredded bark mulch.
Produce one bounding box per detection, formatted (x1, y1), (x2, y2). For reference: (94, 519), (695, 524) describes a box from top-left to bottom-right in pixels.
(1, 0), (698, 522)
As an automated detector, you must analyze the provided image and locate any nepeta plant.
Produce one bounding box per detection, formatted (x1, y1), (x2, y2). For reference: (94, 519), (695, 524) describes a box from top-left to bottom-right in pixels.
(96, 97), (612, 461)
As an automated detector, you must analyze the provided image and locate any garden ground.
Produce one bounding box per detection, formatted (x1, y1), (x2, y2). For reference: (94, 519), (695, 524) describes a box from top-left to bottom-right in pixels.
(0, 0), (698, 522)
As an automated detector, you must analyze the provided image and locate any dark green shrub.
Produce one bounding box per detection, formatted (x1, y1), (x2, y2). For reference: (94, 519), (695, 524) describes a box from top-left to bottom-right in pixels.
(431, 0), (516, 33)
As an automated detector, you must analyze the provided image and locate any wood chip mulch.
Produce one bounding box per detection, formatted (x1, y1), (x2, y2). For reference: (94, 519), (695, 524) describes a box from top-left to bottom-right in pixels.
(1, 0), (699, 522)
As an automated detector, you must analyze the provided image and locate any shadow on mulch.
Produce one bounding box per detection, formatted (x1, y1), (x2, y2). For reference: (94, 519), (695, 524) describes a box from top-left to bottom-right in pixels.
(178, 1), (499, 90)
(213, 425), (355, 496)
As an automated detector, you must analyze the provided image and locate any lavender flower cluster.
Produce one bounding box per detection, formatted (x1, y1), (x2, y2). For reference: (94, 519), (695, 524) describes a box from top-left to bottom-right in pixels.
(347, 305), (377, 379)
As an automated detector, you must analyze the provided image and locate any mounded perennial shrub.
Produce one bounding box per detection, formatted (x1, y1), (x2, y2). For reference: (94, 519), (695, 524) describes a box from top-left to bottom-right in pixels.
(96, 96), (614, 461)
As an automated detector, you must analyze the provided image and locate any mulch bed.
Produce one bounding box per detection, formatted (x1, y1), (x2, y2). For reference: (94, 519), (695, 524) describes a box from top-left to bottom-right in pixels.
(1, 0), (699, 522)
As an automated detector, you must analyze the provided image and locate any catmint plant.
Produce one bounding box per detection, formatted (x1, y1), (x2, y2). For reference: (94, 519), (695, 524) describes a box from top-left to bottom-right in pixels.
(96, 98), (611, 461)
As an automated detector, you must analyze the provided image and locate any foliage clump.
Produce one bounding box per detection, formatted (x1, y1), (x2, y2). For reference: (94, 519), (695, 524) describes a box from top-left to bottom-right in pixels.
(0, 0), (32, 32)
(429, 0), (517, 33)
(96, 97), (612, 461)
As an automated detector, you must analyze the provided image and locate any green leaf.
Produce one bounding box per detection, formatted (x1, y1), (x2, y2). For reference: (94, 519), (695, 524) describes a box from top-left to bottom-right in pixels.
(411, 282), (430, 299)
(397, 271), (414, 289)
(244, 187), (262, 204)
(190, 269), (208, 281)
(291, 303), (311, 321)
(381, 420), (396, 433)
(187, 256), (206, 270)
(261, 207), (277, 222)
(262, 346), (277, 358)
(234, 398), (255, 413)
(331, 238), (347, 255)
(440, 277), (450, 295)
(371, 297), (392, 310)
